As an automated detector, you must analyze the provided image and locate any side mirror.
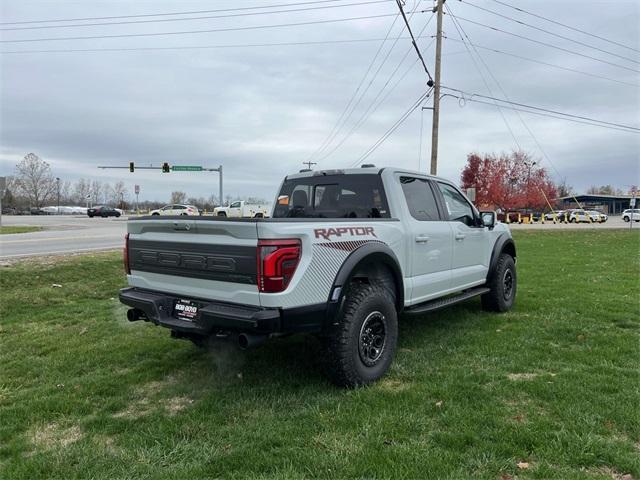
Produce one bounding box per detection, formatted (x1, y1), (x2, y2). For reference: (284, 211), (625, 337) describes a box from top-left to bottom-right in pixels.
(480, 211), (496, 229)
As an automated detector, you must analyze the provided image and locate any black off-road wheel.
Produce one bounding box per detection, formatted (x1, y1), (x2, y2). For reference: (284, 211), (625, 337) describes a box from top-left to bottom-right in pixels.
(481, 253), (516, 312)
(323, 282), (398, 388)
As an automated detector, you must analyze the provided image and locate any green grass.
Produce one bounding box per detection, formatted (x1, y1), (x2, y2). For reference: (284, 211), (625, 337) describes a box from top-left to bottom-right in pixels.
(0, 226), (43, 235)
(1, 231), (638, 479)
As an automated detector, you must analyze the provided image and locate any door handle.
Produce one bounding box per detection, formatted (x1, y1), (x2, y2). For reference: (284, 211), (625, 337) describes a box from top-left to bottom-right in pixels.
(455, 233), (466, 241)
(415, 235), (430, 243)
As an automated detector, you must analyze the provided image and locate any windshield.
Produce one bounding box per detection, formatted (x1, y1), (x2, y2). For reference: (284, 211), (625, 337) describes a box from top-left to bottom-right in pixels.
(273, 174), (391, 219)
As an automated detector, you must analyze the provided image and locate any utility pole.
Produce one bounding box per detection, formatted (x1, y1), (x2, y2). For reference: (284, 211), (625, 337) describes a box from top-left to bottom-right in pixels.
(430, 0), (445, 176)
(302, 161), (317, 170)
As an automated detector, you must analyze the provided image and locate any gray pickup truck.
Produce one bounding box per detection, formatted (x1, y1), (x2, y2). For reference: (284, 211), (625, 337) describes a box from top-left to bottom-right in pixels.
(120, 166), (516, 387)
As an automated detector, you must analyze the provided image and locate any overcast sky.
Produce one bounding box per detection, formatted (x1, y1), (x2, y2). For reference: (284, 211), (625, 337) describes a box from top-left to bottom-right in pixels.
(1, 0), (638, 203)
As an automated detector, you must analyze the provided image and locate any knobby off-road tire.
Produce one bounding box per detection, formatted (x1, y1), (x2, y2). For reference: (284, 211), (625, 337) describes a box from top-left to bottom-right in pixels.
(482, 253), (516, 312)
(323, 282), (398, 388)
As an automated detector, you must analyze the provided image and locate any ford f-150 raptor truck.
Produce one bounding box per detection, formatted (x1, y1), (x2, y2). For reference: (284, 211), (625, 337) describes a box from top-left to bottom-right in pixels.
(120, 166), (516, 387)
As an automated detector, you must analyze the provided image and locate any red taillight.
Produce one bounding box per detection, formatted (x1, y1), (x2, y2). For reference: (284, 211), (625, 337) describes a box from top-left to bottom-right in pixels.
(257, 239), (301, 293)
(123, 233), (131, 274)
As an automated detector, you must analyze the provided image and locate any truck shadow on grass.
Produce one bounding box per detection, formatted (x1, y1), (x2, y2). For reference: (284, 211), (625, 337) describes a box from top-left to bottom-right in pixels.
(176, 299), (489, 391)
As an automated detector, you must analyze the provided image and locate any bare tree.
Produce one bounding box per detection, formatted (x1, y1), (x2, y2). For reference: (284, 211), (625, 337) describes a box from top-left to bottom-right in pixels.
(556, 178), (574, 198)
(109, 181), (128, 207)
(72, 178), (92, 205)
(14, 153), (56, 207)
(91, 180), (103, 205)
(170, 191), (187, 204)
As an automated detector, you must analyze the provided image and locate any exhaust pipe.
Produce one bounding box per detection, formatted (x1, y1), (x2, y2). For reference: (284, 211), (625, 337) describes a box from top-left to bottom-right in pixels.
(127, 308), (146, 322)
(238, 333), (269, 350)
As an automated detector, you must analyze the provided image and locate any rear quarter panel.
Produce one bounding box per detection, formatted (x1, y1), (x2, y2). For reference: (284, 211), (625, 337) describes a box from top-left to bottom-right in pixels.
(257, 220), (405, 308)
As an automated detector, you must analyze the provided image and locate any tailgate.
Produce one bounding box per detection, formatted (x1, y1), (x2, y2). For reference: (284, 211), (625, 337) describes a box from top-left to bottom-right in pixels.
(126, 217), (260, 306)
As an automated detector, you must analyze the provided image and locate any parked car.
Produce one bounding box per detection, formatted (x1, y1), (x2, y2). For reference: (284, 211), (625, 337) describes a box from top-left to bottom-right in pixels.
(622, 209), (640, 222)
(30, 207), (51, 215)
(1, 207), (17, 215)
(87, 206), (121, 218)
(544, 210), (566, 221)
(568, 209), (599, 223)
(213, 200), (270, 218)
(588, 210), (608, 223)
(120, 166), (517, 387)
(149, 204), (199, 216)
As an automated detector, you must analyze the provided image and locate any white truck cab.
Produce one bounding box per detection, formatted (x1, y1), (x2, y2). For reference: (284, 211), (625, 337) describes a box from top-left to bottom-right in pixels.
(213, 200), (270, 218)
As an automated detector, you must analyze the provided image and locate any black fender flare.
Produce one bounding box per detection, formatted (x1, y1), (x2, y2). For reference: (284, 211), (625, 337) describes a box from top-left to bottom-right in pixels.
(487, 233), (516, 281)
(325, 242), (404, 328)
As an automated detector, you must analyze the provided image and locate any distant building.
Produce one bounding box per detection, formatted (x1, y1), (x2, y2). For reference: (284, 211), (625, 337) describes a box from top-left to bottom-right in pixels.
(557, 194), (635, 214)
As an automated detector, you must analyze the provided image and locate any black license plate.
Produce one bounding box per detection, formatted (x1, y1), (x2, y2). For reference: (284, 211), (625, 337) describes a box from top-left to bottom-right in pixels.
(173, 299), (199, 321)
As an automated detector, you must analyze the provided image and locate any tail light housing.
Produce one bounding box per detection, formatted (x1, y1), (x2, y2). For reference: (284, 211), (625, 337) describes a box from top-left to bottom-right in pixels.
(257, 239), (301, 293)
(123, 233), (131, 274)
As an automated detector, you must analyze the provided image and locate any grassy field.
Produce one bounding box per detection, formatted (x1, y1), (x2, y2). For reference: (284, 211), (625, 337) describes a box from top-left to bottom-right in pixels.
(1, 230), (638, 479)
(0, 226), (43, 235)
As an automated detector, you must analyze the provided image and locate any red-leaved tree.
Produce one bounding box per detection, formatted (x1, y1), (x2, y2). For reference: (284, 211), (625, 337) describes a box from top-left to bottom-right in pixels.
(460, 151), (556, 211)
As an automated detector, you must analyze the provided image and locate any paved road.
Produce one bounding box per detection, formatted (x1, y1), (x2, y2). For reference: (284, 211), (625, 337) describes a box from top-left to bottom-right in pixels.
(0, 215), (127, 258)
(1, 214), (636, 259)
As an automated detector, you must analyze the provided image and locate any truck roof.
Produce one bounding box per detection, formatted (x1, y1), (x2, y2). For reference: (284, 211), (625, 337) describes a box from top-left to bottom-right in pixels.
(286, 166), (451, 183)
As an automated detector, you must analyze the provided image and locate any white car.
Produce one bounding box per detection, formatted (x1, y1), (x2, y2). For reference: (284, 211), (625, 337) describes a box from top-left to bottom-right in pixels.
(150, 204), (199, 216)
(213, 200), (270, 218)
(568, 209), (599, 223)
(622, 209), (640, 222)
(544, 210), (565, 221)
(588, 210), (607, 223)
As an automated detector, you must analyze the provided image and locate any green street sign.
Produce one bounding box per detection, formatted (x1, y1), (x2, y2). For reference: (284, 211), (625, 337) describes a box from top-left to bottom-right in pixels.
(171, 165), (203, 172)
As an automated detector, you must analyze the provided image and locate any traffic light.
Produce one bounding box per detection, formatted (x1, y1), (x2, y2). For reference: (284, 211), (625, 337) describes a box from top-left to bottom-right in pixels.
(162, 162), (170, 173)
(129, 161), (134, 172)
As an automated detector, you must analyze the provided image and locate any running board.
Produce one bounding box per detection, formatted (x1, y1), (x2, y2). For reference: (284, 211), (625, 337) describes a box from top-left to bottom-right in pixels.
(404, 287), (490, 315)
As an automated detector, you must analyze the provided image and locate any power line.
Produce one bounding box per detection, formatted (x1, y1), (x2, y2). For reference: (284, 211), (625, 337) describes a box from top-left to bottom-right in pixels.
(441, 87), (640, 133)
(317, 18), (436, 162)
(395, 0), (433, 84)
(449, 14), (640, 74)
(460, 0), (639, 65)
(0, 0), (349, 25)
(487, 0), (640, 54)
(443, 37), (638, 88)
(351, 88), (433, 167)
(313, 10), (428, 163)
(447, 96), (639, 134)
(0, 0), (389, 31)
(0, 12), (413, 44)
(445, 3), (523, 149)
(0, 35), (438, 55)
(446, 5), (591, 211)
(304, 13), (402, 165)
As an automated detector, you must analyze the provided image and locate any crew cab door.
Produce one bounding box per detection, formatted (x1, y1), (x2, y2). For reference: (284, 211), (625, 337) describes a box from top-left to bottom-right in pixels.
(398, 175), (453, 304)
(435, 182), (491, 289)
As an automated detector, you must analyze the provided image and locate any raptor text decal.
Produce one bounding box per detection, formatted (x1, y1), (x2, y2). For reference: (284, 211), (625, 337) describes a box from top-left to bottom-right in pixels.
(314, 226), (376, 241)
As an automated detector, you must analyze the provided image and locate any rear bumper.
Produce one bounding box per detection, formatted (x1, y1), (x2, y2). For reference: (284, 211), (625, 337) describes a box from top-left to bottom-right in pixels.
(119, 287), (325, 336)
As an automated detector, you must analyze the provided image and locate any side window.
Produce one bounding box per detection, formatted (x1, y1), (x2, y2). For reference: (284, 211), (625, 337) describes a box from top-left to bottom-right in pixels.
(400, 176), (440, 221)
(230, 201), (241, 208)
(437, 182), (475, 226)
(175, 205), (185, 210)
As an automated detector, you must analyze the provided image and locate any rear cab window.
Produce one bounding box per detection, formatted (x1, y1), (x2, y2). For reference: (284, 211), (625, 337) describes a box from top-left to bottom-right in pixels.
(273, 174), (391, 218)
(400, 176), (440, 221)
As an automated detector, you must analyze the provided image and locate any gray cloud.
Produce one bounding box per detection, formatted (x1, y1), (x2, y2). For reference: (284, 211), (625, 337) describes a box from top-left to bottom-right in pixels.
(1, 0), (638, 203)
